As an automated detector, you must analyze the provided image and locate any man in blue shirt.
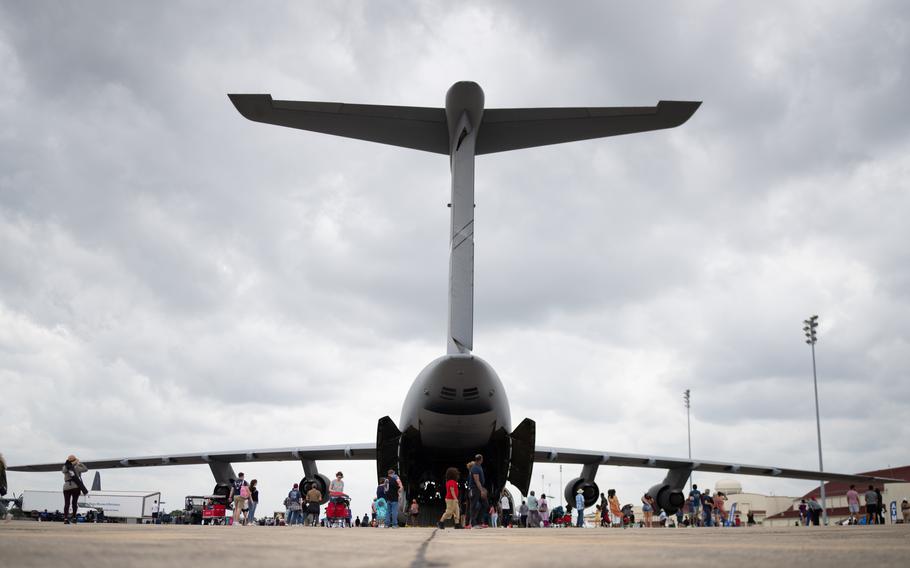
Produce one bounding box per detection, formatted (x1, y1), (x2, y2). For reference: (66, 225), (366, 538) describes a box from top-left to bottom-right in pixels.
(470, 454), (488, 528)
(575, 489), (585, 527)
(701, 489), (714, 527)
(386, 469), (403, 528)
(688, 484), (701, 526)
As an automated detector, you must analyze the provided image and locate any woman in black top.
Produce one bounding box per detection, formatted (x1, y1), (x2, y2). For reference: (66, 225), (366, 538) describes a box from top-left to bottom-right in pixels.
(246, 480), (259, 525)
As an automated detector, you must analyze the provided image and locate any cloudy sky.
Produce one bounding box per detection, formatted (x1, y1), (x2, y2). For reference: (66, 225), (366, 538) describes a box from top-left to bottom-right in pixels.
(2, 0), (909, 518)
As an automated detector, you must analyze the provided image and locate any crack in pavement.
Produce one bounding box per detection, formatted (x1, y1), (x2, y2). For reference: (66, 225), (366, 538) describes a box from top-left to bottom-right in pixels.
(410, 528), (444, 568)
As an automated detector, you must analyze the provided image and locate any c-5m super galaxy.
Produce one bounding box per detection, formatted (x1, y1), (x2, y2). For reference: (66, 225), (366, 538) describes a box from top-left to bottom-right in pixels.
(11, 82), (893, 519)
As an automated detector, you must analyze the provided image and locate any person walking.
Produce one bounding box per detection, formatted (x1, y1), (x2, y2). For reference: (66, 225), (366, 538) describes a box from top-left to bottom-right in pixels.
(901, 499), (909, 524)
(798, 499), (808, 526)
(305, 483), (322, 526)
(875, 487), (885, 525)
(286, 483), (303, 526)
(607, 489), (622, 528)
(807, 496), (822, 526)
(386, 469), (403, 528)
(246, 479), (259, 525)
(845, 485), (860, 524)
(641, 494), (654, 528)
(714, 491), (727, 527)
(469, 455), (488, 528)
(527, 491), (539, 528)
(330, 471), (345, 495)
(575, 489), (586, 527)
(489, 502), (498, 528)
(538, 494), (549, 527)
(700, 489), (714, 527)
(864, 485), (879, 525)
(519, 499), (529, 528)
(228, 473), (249, 526)
(61, 455), (87, 525)
(688, 484), (701, 526)
(409, 499), (420, 527)
(500, 490), (511, 527)
(438, 467), (462, 529)
(375, 477), (388, 528)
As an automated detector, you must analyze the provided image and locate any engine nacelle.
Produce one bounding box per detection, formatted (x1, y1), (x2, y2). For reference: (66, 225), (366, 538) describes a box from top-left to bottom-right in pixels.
(647, 482), (685, 515)
(299, 473), (331, 505)
(564, 477), (600, 509)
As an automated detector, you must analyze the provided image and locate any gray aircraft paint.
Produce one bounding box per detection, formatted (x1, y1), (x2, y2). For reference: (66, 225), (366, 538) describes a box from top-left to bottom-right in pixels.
(444, 82), (484, 354)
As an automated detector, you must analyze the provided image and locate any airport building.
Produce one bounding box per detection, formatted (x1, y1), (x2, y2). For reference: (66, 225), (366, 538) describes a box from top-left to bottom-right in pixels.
(711, 479), (797, 524)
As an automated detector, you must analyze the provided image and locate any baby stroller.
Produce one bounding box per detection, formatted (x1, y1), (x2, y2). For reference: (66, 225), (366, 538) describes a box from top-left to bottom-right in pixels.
(621, 504), (635, 527)
(549, 506), (567, 527)
(326, 494), (350, 528)
(374, 497), (389, 528)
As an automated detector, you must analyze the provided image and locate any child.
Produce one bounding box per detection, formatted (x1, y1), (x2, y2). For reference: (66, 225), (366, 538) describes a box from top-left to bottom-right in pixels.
(438, 467), (462, 529)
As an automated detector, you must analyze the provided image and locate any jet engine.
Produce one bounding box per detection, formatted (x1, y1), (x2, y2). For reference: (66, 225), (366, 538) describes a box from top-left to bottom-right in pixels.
(299, 473), (331, 505)
(564, 477), (600, 509)
(646, 482), (685, 515)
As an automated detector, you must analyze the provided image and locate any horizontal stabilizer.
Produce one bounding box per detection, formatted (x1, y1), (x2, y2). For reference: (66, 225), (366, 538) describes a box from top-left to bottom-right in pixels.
(476, 101), (701, 154)
(228, 94), (449, 154)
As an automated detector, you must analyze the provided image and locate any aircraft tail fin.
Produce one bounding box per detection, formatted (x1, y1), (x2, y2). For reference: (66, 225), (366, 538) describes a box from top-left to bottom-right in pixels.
(476, 101), (701, 154)
(228, 94), (450, 154)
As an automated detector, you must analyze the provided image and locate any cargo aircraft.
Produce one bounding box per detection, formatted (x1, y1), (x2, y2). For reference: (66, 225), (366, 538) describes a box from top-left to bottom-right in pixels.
(11, 82), (892, 519)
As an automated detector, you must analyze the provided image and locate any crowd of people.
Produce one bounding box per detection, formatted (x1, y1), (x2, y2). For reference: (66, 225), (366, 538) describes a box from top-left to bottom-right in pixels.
(837, 484), (893, 526)
(7, 453), (909, 528)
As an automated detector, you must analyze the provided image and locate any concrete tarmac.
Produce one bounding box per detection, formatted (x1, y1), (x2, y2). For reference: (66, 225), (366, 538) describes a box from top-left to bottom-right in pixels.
(1, 522), (908, 568)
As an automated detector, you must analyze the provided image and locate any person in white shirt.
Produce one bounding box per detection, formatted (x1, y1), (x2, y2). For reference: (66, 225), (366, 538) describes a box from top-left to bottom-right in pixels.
(527, 491), (539, 528)
(500, 490), (511, 527)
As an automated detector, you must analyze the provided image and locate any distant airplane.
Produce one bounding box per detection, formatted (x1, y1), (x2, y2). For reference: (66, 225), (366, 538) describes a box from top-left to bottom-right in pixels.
(11, 82), (893, 520)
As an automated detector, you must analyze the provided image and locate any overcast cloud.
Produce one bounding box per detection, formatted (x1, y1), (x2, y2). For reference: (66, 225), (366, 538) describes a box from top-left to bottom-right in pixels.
(2, 0), (909, 517)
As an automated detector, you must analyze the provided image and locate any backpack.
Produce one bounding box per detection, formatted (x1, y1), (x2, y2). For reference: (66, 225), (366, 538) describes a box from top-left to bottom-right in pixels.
(240, 485), (250, 499)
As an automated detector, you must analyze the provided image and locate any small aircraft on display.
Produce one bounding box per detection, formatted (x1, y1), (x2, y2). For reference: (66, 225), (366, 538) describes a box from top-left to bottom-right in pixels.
(11, 82), (893, 519)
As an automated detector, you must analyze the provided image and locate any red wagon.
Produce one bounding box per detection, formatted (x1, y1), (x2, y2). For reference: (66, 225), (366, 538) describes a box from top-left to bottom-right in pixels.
(202, 503), (227, 525)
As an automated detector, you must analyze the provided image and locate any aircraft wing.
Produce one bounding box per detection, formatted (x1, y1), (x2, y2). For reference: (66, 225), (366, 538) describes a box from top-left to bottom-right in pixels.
(228, 94), (450, 154)
(476, 101), (701, 154)
(534, 446), (901, 484)
(7, 443), (376, 473)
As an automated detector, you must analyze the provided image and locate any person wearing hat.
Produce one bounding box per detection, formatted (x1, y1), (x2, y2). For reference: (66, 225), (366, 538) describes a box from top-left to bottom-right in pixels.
(62, 455), (87, 525)
(575, 488), (586, 528)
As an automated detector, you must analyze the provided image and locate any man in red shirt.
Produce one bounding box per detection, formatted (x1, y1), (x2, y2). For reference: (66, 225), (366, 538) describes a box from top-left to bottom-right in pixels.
(438, 467), (462, 529)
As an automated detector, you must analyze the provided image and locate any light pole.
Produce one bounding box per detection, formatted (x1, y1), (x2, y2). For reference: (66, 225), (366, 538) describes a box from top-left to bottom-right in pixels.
(803, 314), (827, 525)
(559, 465), (563, 503)
(684, 389), (692, 492)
